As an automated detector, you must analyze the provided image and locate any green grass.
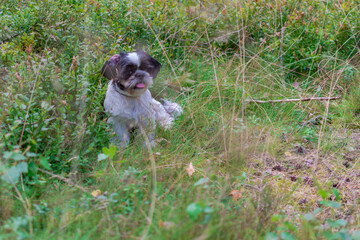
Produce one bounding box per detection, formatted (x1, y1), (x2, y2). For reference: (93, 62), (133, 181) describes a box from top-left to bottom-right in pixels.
(1, 0), (360, 239)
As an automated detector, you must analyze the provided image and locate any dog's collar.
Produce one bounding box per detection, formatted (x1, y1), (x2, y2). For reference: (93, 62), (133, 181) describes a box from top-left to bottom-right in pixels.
(112, 81), (137, 98)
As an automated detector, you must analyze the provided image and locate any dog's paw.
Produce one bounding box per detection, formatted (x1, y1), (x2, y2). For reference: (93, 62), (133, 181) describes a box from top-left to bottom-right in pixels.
(160, 99), (183, 118)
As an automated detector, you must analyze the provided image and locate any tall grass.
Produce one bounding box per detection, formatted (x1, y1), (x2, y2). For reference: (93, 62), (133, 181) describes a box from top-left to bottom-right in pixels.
(1, 0), (360, 239)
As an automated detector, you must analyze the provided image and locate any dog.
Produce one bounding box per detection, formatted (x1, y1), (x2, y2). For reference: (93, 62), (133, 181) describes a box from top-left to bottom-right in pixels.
(101, 50), (182, 147)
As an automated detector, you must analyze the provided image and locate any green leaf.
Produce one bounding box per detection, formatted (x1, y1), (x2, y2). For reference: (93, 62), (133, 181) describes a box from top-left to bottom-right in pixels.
(271, 214), (284, 222)
(318, 188), (328, 200)
(3, 151), (13, 159)
(97, 153), (108, 162)
(186, 203), (202, 220)
(102, 144), (116, 160)
(303, 213), (314, 221)
(26, 152), (38, 157)
(324, 230), (352, 240)
(203, 206), (214, 213)
(265, 232), (279, 240)
(194, 178), (209, 186)
(283, 221), (297, 231)
(319, 201), (341, 209)
(3, 151), (26, 161)
(16, 162), (28, 173)
(326, 219), (347, 228)
(40, 157), (51, 170)
(12, 153), (27, 161)
(332, 188), (341, 201)
(352, 231), (360, 239)
(313, 208), (322, 214)
(1, 166), (21, 183)
(280, 232), (295, 240)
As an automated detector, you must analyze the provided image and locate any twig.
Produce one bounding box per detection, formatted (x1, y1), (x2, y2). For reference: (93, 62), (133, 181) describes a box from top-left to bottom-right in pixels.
(37, 168), (88, 192)
(0, 20), (40, 45)
(302, 115), (323, 126)
(246, 96), (342, 103)
(243, 184), (260, 191)
(0, 32), (22, 44)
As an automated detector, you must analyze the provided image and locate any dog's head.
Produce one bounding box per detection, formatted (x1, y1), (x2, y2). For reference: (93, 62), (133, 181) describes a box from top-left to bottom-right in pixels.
(101, 51), (161, 97)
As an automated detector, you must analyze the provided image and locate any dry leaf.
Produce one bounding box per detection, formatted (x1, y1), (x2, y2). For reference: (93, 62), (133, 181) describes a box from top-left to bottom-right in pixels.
(185, 162), (195, 176)
(26, 44), (32, 55)
(71, 55), (77, 72)
(94, 43), (100, 55)
(91, 189), (102, 198)
(284, 151), (292, 157)
(229, 189), (244, 201)
(309, 6), (313, 13)
(15, 72), (21, 81)
(159, 220), (175, 229)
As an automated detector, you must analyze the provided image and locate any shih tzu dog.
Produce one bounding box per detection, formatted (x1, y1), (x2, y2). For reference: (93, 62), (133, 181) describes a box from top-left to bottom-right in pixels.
(101, 50), (182, 147)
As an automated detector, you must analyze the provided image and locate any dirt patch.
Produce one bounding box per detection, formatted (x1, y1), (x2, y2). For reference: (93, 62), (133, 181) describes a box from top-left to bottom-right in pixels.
(248, 142), (360, 219)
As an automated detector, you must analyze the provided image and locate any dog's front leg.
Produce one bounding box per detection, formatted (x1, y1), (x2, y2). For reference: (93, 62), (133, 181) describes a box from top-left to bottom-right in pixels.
(151, 99), (174, 129)
(108, 117), (131, 147)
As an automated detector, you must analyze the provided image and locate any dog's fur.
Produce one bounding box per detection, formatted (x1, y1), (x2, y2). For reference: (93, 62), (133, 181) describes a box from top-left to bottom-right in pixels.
(102, 50), (181, 147)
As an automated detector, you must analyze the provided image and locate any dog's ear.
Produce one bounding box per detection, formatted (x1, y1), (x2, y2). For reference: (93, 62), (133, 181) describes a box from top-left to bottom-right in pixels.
(101, 54), (123, 80)
(101, 54), (119, 80)
(135, 50), (161, 79)
(149, 57), (161, 79)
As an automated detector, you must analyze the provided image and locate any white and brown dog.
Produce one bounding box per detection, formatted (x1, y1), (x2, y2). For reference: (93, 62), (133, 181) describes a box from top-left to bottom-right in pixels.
(101, 50), (182, 147)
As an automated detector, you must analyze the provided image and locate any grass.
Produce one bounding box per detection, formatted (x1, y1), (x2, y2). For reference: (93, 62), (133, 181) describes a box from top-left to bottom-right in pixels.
(1, 0), (360, 239)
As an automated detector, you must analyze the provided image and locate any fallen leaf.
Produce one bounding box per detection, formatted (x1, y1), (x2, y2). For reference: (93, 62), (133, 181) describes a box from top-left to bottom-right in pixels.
(159, 220), (175, 229)
(185, 162), (195, 176)
(229, 189), (244, 201)
(91, 189), (102, 198)
(26, 44), (32, 55)
(284, 151), (292, 157)
(15, 72), (21, 81)
(60, 100), (68, 106)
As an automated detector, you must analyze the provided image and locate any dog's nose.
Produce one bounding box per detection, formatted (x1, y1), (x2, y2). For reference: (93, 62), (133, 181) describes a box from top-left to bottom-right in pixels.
(135, 70), (146, 78)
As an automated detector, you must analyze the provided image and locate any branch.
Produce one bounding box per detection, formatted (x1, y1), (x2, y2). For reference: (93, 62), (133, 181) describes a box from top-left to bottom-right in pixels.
(246, 96), (342, 104)
(0, 19), (41, 45)
(37, 168), (88, 192)
(0, 32), (22, 44)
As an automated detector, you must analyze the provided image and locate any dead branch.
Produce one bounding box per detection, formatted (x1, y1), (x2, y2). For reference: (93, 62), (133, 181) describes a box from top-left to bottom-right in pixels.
(37, 168), (88, 192)
(0, 20), (40, 45)
(246, 96), (342, 104)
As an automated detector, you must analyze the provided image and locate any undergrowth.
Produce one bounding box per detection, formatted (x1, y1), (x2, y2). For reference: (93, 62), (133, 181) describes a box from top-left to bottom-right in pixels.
(1, 0), (360, 239)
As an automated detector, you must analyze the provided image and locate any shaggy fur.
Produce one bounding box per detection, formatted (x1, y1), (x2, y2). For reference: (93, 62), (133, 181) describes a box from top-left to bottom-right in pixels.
(102, 50), (182, 147)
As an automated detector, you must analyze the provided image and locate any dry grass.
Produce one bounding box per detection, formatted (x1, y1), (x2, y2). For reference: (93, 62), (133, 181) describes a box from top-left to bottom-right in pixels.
(1, 0), (360, 239)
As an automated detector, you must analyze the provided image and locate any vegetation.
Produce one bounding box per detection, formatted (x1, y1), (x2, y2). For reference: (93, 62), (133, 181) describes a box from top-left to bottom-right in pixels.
(1, 0), (360, 239)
